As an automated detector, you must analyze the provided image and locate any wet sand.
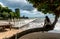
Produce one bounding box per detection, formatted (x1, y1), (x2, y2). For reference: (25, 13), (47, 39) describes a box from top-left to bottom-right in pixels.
(19, 32), (60, 39)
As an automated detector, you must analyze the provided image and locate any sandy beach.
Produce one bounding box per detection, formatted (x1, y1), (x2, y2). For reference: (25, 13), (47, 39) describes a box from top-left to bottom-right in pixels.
(0, 19), (36, 39)
(1, 0), (60, 39)
(19, 18), (60, 39)
(0, 18), (60, 39)
(0, 29), (23, 39)
(19, 32), (60, 39)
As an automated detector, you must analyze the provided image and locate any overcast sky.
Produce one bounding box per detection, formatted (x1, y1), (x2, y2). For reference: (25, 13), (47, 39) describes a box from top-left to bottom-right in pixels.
(0, 0), (54, 17)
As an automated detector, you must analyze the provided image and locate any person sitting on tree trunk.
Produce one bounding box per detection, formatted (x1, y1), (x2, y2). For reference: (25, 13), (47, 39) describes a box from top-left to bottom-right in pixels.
(43, 16), (51, 30)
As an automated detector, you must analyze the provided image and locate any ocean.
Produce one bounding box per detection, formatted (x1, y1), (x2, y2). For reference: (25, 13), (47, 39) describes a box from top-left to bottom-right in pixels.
(15, 17), (60, 33)
(21, 18), (60, 33)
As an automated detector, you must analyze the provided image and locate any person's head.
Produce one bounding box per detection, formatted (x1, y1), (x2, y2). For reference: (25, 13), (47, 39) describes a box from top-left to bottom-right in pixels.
(45, 16), (48, 19)
(45, 16), (50, 22)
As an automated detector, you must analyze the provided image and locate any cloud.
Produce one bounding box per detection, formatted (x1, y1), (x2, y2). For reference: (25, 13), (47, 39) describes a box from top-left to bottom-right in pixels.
(0, 2), (5, 7)
(7, 0), (27, 3)
(0, 0), (34, 11)
(20, 9), (45, 17)
(0, 0), (45, 17)
(20, 9), (54, 17)
(0, 0), (54, 17)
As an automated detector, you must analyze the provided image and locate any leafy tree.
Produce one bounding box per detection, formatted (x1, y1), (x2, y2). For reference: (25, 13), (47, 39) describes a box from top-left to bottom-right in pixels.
(15, 8), (20, 19)
(14, 13), (18, 18)
(27, 0), (60, 28)
(9, 12), (15, 19)
(2, 12), (9, 19)
(15, 0), (60, 37)
(0, 4), (20, 20)
(0, 4), (15, 19)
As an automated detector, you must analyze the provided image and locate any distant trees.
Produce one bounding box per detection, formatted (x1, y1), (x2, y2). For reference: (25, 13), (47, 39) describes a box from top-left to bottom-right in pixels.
(0, 5), (20, 20)
(9, 12), (15, 19)
(20, 15), (29, 19)
(15, 8), (20, 19)
(2, 12), (9, 19)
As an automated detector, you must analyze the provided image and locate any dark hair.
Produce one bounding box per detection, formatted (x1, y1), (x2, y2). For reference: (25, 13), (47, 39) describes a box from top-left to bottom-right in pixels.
(45, 16), (50, 22)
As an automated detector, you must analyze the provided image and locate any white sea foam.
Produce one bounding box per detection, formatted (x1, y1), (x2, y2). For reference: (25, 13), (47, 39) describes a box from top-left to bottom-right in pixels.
(20, 18), (60, 33)
(0, 18), (60, 33)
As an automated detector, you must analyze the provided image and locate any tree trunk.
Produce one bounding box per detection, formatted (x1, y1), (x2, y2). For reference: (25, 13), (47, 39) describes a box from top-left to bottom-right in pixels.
(51, 15), (59, 29)
(7, 15), (59, 39)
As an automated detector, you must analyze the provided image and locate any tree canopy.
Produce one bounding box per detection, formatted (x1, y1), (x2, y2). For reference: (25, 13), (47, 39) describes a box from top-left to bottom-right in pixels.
(0, 5), (20, 19)
(27, 0), (60, 17)
(15, 8), (20, 18)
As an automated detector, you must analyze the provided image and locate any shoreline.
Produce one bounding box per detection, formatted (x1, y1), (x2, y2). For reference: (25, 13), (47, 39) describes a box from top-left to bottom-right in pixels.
(19, 32), (60, 39)
(0, 18), (60, 39)
(5, 30), (60, 39)
(0, 18), (60, 33)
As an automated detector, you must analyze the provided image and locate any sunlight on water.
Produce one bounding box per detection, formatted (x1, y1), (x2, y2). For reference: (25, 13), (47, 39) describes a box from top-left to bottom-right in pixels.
(14, 18), (60, 33)
(49, 23), (60, 33)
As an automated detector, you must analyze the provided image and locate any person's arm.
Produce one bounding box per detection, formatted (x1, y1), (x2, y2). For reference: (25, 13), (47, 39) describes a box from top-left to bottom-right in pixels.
(44, 19), (46, 26)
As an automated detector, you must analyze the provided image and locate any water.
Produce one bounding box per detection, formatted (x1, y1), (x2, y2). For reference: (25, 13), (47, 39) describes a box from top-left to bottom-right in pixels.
(20, 18), (43, 29)
(20, 18), (60, 33)
(13, 18), (60, 33)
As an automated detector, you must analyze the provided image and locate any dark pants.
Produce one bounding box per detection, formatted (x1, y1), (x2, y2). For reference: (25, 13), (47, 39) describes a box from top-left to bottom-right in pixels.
(43, 25), (53, 31)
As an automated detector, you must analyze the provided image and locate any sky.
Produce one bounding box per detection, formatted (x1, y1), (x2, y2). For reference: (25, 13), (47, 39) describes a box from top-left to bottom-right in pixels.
(0, 0), (54, 18)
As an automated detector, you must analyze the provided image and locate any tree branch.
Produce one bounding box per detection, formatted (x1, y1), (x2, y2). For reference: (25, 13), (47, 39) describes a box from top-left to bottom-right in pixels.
(52, 15), (59, 26)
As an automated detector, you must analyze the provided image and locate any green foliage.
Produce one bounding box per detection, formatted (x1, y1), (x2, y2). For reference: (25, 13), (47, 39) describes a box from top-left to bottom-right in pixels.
(9, 12), (15, 19)
(15, 8), (20, 18)
(27, 0), (60, 16)
(2, 12), (9, 18)
(0, 4), (20, 19)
